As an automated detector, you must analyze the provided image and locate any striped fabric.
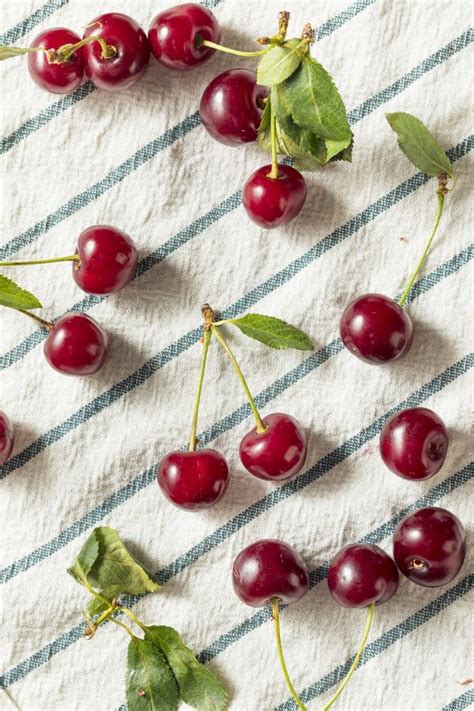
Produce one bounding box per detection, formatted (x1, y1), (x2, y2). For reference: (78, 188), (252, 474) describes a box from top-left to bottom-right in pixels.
(0, 1), (472, 710)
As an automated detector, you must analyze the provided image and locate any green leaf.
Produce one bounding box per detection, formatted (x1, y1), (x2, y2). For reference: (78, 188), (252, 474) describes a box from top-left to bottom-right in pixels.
(67, 529), (100, 586)
(256, 98), (272, 152)
(126, 637), (179, 711)
(281, 55), (351, 144)
(0, 274), (42, 310)
(228, 314), (314, 351)
(272, 86), (327, 165)
(145, 627), (228, 711)
(257, 40), (302, 86)
(0, 45), (34, 61)
(386, 112), (453, 178)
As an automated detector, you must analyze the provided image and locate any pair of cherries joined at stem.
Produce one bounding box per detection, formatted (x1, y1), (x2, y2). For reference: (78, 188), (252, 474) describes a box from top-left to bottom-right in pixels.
(233, 507), (466, 709)
(157, 305), (313, 511)
(0, 225), (137, 375)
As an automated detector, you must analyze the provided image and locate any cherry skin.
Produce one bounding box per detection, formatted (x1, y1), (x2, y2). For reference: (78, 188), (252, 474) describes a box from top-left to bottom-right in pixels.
(328, 543), (399, 608)
(340, 293), (413, 364)
(199, 69), (268, 146)
(380, 407), (448, 481)
(0, 412), (14, 466)
(239, 413), (307, 482)
(242, 164), (307, 229)
(28, 28), (84, 94)
(72, 225), (138, 295)
(44, 313), (109, 375)
(148, 3), (220, 70)
(232, 539), (309, 607)
(393, 507), (466, 587)
(83, 13), (150, 90)
(157, 449), (229, 511)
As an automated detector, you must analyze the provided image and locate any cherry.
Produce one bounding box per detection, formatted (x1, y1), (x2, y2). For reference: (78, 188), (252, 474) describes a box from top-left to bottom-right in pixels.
(242, 164), (307, 228)
(27, 28), (84, 94)
(232, 539), (309, 607)
(380, 407), (448, 481)
(43, 313), (108, 375)
(72, 225), (138, 295)
(239, 413), (307, 482)
(83, 13), (150, 90)
(393, 507), (466, 587)
(199, 69), (268, 146)
(328, 543), (399, 608)
(0, 412), (14, 466)
(148, 3), (220, 70)
(339, 293), (413, 364)
(157, 449), (229, 510)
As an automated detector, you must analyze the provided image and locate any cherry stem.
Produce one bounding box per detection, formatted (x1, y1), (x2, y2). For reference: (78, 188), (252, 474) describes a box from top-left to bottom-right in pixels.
(17, 308), (54, 331)
(211, 324), (266, 433)
(197, 37), (273, 57)
(398, 175), (448, 307)
(189, 327), (212, 451)
(109, 617), (134, 639)
(269, 106), (279, 179)
(54, 35), (117, 62)
(271, 599), (308, 711)
(0, 255), (79, 267)
(120, 606), (148, 633)
(322, 602), (375, 711)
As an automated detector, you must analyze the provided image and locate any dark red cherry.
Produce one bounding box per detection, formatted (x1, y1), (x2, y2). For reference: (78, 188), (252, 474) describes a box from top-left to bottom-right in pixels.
(340, 293), (413, 364)
(199, 69), (268, 146)
(393, 507), (466, 587)
(328, 543), (399, 608)
(148, 3), (220, 70)
(380, 407), (448, 480)
(0, 412), (14, 466)
(44, 313), (108, 375)
(232, 539), (309, 607)
(83, 13), (150, 90)
(72, 225), (138, 295)
(239, 413), (307, 482)
(27, 28), (84, 94)
(157, 449), (229, 510)
(242, 164), (307, 229)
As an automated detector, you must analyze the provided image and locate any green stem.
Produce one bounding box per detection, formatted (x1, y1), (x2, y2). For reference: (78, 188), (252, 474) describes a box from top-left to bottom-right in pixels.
(120, 606), (148, 634)
(269, 107), (279, 179)
(398, 184), (446, 307)
(0, 255), (79, 267)
(322, 603), (375, 711)
(197, 37), (272, 57)
(109, 617), (134, 639)
(56, 35), (116, 62)
(211, 324), (266, 433)
(271, 599), (308, 711)
(189, 328), (212, 451)
(16, 308), (54, 331)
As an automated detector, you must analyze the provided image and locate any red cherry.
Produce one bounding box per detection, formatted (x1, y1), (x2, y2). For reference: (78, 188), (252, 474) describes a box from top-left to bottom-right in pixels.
(232, 539), (309, 607)
(157, 449), (229, 510)
(393, 507), (466, 587)
(239, 413), (307, 482)
(380, 407), (448, 480)
(340, 293), (413, 364)
(44, 313), (108, 375)
(199, 69), (268, 146)
(148, 3), (220, 70)
(242, 164), (307, 229)
(0, 412), (14, 466)
(83, 13), (150, 90)
(72, 225), (138, 295)
(27, 28), (84, 94)
(328, 544), (399, 608)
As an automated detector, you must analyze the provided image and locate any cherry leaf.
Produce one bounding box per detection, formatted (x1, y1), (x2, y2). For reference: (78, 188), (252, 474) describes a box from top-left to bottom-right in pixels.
(0, 274), (42, 311)
(126, 637), (179, 711)
(386, 112), (454, 178)
(257, 40), (302, 86)
(229, 314), (314, 351)
(67, 529), (100, 587)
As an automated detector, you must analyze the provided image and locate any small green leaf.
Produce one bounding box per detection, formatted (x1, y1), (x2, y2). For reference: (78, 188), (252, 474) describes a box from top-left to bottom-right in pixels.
(272, 86), (327, 165)
(0, 45), (34, 61)
(228, 314), (314, 351)
(386, 112), (453, 178)
(126, 637), (179, 711)
(67, 529), (100, 586)
(256, 98), (272, 152)
(145, 626), (228, 711)
(0, 274), (42, 310)
(257, 40), (302, 86)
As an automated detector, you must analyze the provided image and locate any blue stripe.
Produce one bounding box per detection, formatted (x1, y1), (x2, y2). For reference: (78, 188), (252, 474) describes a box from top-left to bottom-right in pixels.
(1, 26), (469, 259)
(443, 690), (474, 711)
(1, 136), (471, 479)
(0, 247), (471, 584)
(0, 0), (68, 46)
(1, 28), (472, 370)
(275, 574), (474, 710)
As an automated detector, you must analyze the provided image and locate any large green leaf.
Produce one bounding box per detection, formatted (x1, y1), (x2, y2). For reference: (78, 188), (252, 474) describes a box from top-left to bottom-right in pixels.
(145, 627), (228, 711)
(257, 40), (302, 86)
(0, 274), (42, 310)
(126, 637), (179, 711)
(67, 529), (100, 587)
(272, 85), (327, 165)
(386, 112), (453, 178)
(256, 98), (272, 152)
(228, 314), (314, 351)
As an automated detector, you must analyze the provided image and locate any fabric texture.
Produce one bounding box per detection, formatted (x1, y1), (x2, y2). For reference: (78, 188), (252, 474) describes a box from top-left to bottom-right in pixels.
(0, 0), (473, 709)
